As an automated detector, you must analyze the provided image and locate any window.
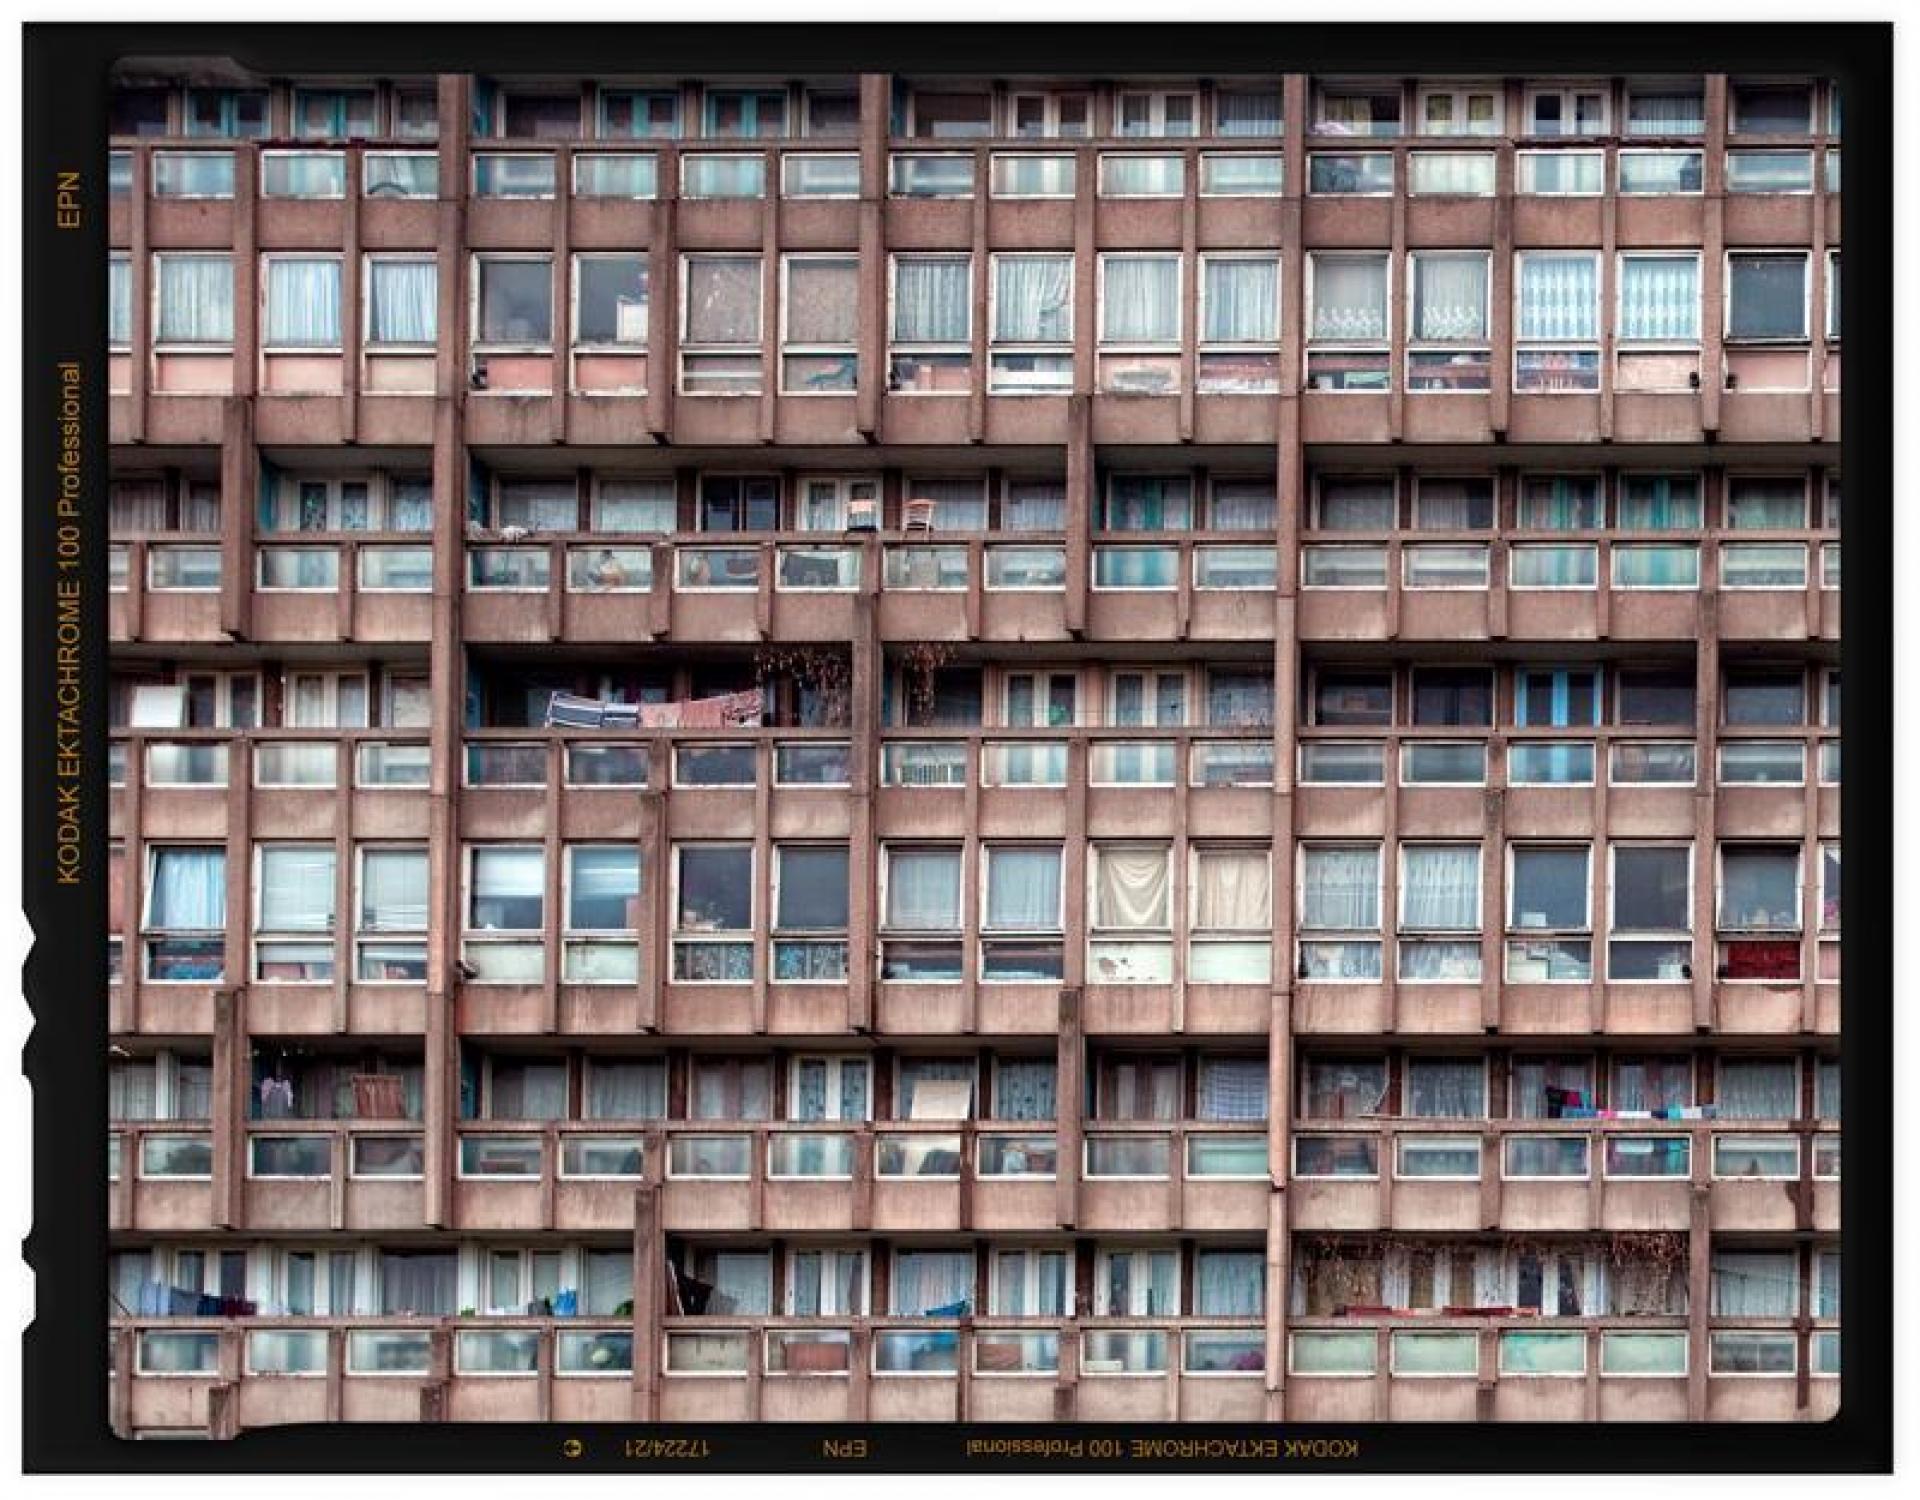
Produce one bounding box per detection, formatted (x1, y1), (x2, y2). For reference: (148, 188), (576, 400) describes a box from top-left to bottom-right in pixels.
(1313, 477), (1395, 532)
(702, 88), (786, 139)
(1199, 256), (1280, 393)
(890, 254), (972, 394)
(1732, 84), (1812, 135)
(108, 254), (132, 350)
(292, 88), (377, 141)
(366, 150), (440, 199)
(673, 845), (753, 982)
(787, 1055), (869, 1124)
(1307, 253), (1389, 391)
(1404, 1057), (1486, 1119)
(990, 254), (1073, 394)
(562, 845), (641, 985)
(1516, 251), (1600, 391)
(1619, 474), (1703, 531)
(251, 845), (336, 982)
(1626, 84), (1705, 136)
(1088, 844), (1172, 985)
(1398, 845), (1482, 982)
(1728, 150), (1814, 194)
(365, 257), (437, 349)
(598, 89), (678, 139)
(1719, 846), (1801, 931)
(982, 846), (1064, 981)
(1009, 91), (1090, 139)
(573, 253), (648, 352)
(183, 87), (268, 138)
(473, 255), (552, 348)
(1411, 668), (1493, 727)
(890, 1250), (974, 1316)
(154, 254), (233, 346)
(1100, 154), (1184, 198)
(573, 153), (657, 199)
(681, 152), (764, 200)
(1098, 254), (1180, 395)
(1216, 88), (1281, 136)
(1718, 1058), (1798, 1121)
(144, 847), (226, 981)
(357, 847), (427, 982)
(786, 1249), (867, 1317)
(1725, 668), (1806, 726)
(1618, 254), (1701, 344)
(1518, 150), (1603, 196)
(681, 254), (763, 394)
(1515, 666), (1601, 726)
(1506, 846), (1592, 982)
(1618, 149), (1704, 194)
(990, 1248), (1070, 1316)
(1200, 153), (1284, 196)
(991, 153), (1075, 199)
(783, 152), (858, 198)
(1117, 90), (1197, 137)
(263, 256), (342, 352)
(1407, 252), (1490, 391)
(1309, 153), (1393, 195)
(1418, 84), (1499, 136)
(1299, 844), (1382, 980)
(1727, 253), (1810, 341)
(1314, 84), (1400, 137)
(881, 846), (962, 980)
(152, 150), (235, 199)
(781, 255), (857, 394)
(1609, 845), (1692, 980)
(909, 91), (992, 139)
(1525, 84), (1608, 135)
(1409, 151), (1495, 195)
(1616, 667), (1694, 726)
(474, 151), (557, 199)
(464, 846), (545, 983)
(773, 845), (849, 982)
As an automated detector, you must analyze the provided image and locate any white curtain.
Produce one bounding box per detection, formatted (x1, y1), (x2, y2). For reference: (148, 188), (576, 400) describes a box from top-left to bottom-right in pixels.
(1302, 847), (1379, 930)
(1311, 256), (1386, 341)
(1101, 1058), (1178, 1120)
(1415, 479), (1490, 529)
(891, 1251), (973, 1315)
(587, 1061), (666, 1119)
(1216, 90), (1281, 135)
(1412, 153), (1494, 194)
(1518, 253), (1599, 341)
(992, 1251), (1067, 1316)
(994, 256), (1072, 342)
(1717, 1059), (1797, 1119)
(1203, 257), (1278, 344)
(157, 255), (234, 343)
(1102, 1250), (1177, 1315)
(893, 256), (971, 342)
(1619, 257), (1699, 342)
(1711, 1251), (1796, 1317)
(790, 1250), (866, 1315)
(150, 848), (225, 928)
(1002, 481), (1065, 531)
(1197, 1058), (1268, 1121)
(380, 1252), (456, 1315)
(1628, 91), (1705, 133)
(110, 480), (167, 532)
(1193, 849), (1269, 931)
(1414, 254), (1488, 340)
(993, 1059), (1056, 1120)
(489, 1060), (567, 1119)
(1195, 1251), (1265, 1315)
(1093, 847), (1171, 930)
(690, 1059), (770, 1120)
(360, 849), (426, 931)
(265, 258), (342, 347)
(1103, 256), (1179, 343)
(1612, 1057), (1691, 1112)
(1209, 480), (1275, 529)
(1726, 478), (1807, 529)
(369, 260), (438, 344)
(1406, 1059), (1485, 1117)
(886, 850), (961, 929)
(986, 848), (1061, 930)
(911, 478), (989, 531)
(1401, 845), (1479, 929)
(685, 256), (760, 344)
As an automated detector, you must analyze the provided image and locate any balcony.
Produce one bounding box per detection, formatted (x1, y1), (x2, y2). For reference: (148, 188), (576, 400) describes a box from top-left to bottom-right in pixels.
(1286, 1121), (1836, 1234)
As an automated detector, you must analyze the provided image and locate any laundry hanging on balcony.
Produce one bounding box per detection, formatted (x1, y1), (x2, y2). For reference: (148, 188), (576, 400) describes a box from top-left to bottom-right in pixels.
(542, 687), (763, 731)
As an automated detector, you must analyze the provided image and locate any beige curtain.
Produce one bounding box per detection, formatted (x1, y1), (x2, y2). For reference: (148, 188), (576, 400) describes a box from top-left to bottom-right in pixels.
(1093, 846), (1170, 929)
(1193, 849), (1270, 930)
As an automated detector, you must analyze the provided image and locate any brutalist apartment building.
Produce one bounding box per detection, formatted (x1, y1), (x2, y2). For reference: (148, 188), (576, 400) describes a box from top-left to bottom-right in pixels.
(104, 67), (1840, 1436)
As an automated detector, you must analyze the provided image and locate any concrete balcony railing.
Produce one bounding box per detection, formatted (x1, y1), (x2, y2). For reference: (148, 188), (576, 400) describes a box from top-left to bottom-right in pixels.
(1282, 1315), (1839, 1423)
(1285, 1120), (1838, 1234)
(656, 1315), (1272, 1423)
